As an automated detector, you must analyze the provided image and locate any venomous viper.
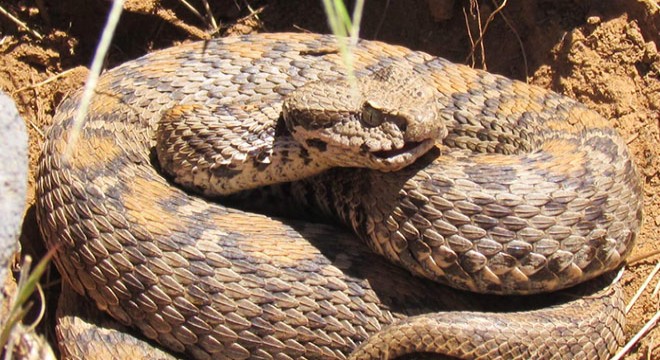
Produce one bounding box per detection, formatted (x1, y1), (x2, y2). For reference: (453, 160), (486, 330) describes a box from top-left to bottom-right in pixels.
(36, 33), (643, 359)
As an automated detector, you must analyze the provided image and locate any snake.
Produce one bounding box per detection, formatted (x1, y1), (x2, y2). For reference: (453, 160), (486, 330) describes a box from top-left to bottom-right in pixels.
(35, 33), (643, 359)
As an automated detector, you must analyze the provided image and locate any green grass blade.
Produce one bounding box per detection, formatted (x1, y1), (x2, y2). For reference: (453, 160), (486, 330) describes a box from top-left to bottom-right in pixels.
(321, 0), (365, 87)
(0, 247), (57, 352)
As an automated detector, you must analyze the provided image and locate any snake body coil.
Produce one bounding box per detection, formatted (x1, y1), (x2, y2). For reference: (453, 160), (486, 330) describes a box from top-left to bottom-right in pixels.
(36, 33), (642, 359)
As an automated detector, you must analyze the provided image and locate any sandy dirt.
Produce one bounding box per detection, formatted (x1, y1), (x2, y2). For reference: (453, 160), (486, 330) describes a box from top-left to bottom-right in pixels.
(0, 0), (658, 358)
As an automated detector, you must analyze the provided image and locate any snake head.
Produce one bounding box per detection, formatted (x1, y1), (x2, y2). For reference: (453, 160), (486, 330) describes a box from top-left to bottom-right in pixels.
(282, 65), (447, 171)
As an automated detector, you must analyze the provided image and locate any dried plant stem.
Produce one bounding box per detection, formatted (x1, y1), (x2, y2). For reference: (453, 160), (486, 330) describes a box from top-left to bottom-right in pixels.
(464, 0), (508, 68)
(13, 68), (78, 94)
(626, 261), (660, 313)
(0, 5), (43, 40)
(611, 310), (660, 360)
(176, 0), (218, 31)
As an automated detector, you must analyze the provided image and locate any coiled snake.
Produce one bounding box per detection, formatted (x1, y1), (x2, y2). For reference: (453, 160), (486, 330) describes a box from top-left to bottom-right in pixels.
(36, 33), (643, 359)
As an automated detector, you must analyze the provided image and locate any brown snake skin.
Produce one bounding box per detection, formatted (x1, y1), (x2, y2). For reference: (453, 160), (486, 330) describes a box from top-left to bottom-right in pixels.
(36, 33), (643, 359)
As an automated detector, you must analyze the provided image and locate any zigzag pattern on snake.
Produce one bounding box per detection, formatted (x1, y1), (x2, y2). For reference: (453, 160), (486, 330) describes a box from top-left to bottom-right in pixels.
(36, 33), (643, 359)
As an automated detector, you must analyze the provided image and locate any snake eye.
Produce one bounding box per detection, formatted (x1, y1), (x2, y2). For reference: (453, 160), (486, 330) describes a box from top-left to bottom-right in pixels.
(362, 100), (385, 128)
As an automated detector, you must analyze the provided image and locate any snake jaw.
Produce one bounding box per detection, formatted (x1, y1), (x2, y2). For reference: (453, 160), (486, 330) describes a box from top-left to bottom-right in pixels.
(368, 138), (437, 170)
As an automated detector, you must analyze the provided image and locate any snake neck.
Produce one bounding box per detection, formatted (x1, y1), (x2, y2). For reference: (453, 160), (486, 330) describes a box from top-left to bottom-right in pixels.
(156, 104), (337, 196)
(281, 110), (547, 245)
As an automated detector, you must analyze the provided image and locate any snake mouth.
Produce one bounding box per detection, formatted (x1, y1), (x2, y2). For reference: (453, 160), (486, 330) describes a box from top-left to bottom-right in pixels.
(371, 138), (436, 165)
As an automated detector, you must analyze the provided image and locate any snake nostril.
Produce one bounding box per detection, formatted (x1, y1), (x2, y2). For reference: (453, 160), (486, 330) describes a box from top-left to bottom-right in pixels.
(396, 120), (408, 133)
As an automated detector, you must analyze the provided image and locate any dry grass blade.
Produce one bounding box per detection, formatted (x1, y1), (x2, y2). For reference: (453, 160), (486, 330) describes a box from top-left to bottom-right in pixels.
(611, 310), (660, 360)
(235, 4), (264, 27)
(462, 2), (482, 68)
(629, 250), (660, 264)
(200, 0), (218, 31)
(176, 0), (207, 23)
(462, 6), (477, 67)
(27, 119), (45, 139)
(176, 0), (218, 32)
(372, 0), (390, 39)
(463, 0), (508, 69)
(12, 68), (78, 94)
(64, 0), (124, 159)
(493, 0), (527, 80)
(626, 261), (660, 314)
(0, 5), (43, 40)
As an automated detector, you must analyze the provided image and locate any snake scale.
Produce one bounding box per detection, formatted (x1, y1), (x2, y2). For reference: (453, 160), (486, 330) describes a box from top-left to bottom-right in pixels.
(36, 33), (643, 359)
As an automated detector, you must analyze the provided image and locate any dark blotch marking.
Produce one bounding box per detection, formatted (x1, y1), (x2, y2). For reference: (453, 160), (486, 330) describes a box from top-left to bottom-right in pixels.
(306, 139), (327, 152)
(299, 47), (339, 56)
(253, 158), (271, 172)
(300, 147), (312, 166)
(211, 166), (241, 179)
(464, 163), (519, 185)
(585, 135), (618, 162)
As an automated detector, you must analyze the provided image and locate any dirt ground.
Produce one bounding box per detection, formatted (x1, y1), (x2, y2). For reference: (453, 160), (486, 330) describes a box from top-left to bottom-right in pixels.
(1, 0), (659, 358)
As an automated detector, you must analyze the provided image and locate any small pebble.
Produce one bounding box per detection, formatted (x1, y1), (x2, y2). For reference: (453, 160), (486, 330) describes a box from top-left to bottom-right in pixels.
(586, 15), (601, 25)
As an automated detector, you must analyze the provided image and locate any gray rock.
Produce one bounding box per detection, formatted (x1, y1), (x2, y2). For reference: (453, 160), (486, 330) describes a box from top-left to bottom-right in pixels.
(0, 92), (28, 288)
